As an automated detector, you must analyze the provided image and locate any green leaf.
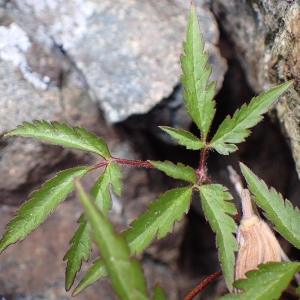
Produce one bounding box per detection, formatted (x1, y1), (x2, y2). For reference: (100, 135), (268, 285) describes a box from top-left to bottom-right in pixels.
(75, 180), (149, 300)
(66, 162), (122, 291)
(159, 126), (205, 150)
(240, 162), (300, 249)
(219, 262), (300, 300)
(91, 162), (123, 216)
(6, 120), (111, 158)
(72, 258), (107, 296)
(181, 4), (216, 140)
(125, 187), (193, 254)
(199, 184), (238, 291)
(153, 285), (167, 300)
(63, 215), (92, 291)
(150, 161), (197, 184)
(0, 166), (90, 253)
(209, 81), (293, 154)
(74, 187), (193, 294)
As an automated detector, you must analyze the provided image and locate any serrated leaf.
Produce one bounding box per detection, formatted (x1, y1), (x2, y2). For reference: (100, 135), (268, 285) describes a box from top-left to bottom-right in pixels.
(199, 184), (238, 291)
(0, 166), (90, 253)
(159, 126), (205, 150)
(240, 162), (300, 249)
(6, 120), (111, 158)
(150, 161), (197, 184)
(72, 258), (106, 296)
(209, 81), (293, 154)
(91, 162), (123, 216)
(65, 161), (123, 291)
(75, 180), (149, 300)
(125, 187), (193, 254)
(153, 285), (167, 300)
(181, 4), (216, 140)
(73, 187), (193, 295)
(219, 262), (300, 300)
(63, 215), (92, 291)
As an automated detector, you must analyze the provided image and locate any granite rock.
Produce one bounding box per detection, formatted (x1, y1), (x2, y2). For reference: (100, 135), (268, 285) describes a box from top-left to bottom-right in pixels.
(4, 0), (227, 123)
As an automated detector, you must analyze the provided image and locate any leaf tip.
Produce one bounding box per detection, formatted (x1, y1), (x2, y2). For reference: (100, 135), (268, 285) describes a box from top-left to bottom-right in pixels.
(65, 280), (73, 292)
(239, 162), (251, 176)
(72, 287), (81, 297)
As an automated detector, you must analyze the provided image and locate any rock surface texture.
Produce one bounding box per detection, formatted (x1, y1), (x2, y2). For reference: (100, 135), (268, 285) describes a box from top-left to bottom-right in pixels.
(212, 0), (300, 179)
(3, 0), (226, 123)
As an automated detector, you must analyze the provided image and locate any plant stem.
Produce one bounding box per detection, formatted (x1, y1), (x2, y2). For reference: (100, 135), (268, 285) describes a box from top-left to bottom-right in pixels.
(91, 160), (110, 170)
(199, 146), (208, 172)
(92, 158), (155, 171)
(184, 270), (222, 300)
(113, 158), (155, 168)
(196, 146), (210, 184)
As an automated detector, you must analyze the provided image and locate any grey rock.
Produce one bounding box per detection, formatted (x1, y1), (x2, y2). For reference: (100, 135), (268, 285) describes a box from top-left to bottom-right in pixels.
(0, 23), (51, 90)
(0, 60), (61, 134)
(212, 1), (300, 179)
(0, 59), (63, 194)
(5, 0), (227, 123)
(0, 54), (104, 199)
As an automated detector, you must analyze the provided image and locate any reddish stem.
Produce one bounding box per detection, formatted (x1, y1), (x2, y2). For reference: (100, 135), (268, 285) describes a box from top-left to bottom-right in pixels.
(195, 146), (211, 184)
(113, 158), (154, 168)
(184, 270), (223, 300)
(90, 160), (110, 170)
(199, 146), (208, 172)
(91, 157), (155, 171)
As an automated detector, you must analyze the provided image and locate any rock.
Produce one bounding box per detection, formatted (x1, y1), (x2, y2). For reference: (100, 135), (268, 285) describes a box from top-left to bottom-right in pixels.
(0, 52), (98, 202)
(4, 0), (227, 123)
(0, 60), (60, 133)
(0, 15), (57, 90)
(0, 17), (112, 199)
(212, 0), (300, 179)
(0, 58), (64, 202)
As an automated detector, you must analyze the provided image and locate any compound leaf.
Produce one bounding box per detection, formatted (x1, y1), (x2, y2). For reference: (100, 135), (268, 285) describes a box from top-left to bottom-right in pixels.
(75, 180), (149, 300)
(181, 4), (216, 140)
(199, 184), (238, 291)
(219, 262), (300, 300)
(74, 187), (193, 294)
(240, 162), (300, 249)
(209, 81), (293, 155)
(64, 215), (92, 291)
(150, 160), (197, 184)
(6, 120), (111, 158)
(159, 126), (205, 150)
(0, 166), (90, 253)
